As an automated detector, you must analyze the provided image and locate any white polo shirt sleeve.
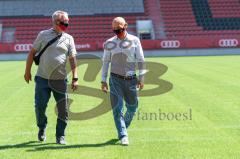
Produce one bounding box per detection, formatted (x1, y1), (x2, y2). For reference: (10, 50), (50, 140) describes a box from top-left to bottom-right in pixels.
(101, 42), (111, 82)
(68, 36), (77, 57)
(135, 38), (145, 82)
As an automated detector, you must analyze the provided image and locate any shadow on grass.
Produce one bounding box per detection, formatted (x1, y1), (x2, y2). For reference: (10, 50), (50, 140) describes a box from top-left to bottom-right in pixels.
(0, 141), (55, 150)
(0, 139), (120, 152)
(27, 139), (120, 152)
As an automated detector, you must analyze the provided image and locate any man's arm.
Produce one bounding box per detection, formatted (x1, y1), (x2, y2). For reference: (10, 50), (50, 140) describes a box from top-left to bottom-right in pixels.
(24, 31), (43, 83)
(68, 36), (78, 91)
(135, 38), (145, 90)
(101, 45), (111, 93)
(69, 55), (78, 78)
(101, 61), (110, 93)
(24, 48), (37, 83)
(69, 55), (78, 91)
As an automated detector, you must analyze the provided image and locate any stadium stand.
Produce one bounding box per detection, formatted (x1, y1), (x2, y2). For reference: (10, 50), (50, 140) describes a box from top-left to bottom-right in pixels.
(160, 0), (240, 38)
(1, 0), (240, 53)
(191, 0), (240, 30)
(206, 0), (240, 18)
(0, 0), (147, 43)
(1, 15), (148, 43)
(0, 0), (144, 16)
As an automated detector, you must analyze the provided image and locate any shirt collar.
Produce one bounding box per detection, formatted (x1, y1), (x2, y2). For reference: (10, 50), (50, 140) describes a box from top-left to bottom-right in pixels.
(51, 28), (63, 36)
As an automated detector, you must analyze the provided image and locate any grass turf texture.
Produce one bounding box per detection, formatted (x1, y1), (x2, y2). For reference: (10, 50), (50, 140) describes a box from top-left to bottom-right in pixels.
(0, 55), (239, 159)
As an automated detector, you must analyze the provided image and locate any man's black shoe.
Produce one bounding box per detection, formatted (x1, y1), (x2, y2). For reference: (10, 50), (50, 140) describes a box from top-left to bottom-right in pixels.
(38, 129), (46, 142)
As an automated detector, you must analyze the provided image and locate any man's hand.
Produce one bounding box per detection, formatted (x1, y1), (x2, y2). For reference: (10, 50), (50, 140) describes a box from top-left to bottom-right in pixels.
(69, 56), (78, 92)
(24, 71), (32, 83)
(71, 80), (78, 91)
(101, 82), (108, 93)
(137, 81), (144, 91)
(24, 48), (36, 84)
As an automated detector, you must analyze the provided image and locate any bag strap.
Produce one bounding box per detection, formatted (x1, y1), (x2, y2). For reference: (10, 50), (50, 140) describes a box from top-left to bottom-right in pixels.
(37, 33), (62, 57)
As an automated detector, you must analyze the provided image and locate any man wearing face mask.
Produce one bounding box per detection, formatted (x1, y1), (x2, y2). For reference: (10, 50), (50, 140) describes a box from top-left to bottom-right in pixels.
(101, 17), (145, 146)
(24, 10), (78, 145)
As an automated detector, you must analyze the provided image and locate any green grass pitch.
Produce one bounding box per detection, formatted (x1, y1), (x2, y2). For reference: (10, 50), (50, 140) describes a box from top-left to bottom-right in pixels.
(0, 55), (239, 159)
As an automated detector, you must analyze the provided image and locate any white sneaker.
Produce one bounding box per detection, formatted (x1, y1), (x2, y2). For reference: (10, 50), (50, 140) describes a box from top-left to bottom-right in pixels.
(121, 136), (129, 146)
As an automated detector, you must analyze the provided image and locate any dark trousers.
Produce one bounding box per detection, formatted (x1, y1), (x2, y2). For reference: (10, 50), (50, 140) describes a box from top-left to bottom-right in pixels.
(34, 76), (68, 137)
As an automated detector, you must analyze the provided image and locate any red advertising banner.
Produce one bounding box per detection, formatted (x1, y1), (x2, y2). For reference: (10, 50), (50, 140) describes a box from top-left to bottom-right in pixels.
(184, 38), (215, 48)
(0, 43), (16, 53)
(75, 42), (97, 51)
(1, 38), (240, 53)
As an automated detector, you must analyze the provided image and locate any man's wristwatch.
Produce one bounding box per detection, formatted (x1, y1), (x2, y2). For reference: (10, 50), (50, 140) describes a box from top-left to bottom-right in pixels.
(72, 78), (78, 82)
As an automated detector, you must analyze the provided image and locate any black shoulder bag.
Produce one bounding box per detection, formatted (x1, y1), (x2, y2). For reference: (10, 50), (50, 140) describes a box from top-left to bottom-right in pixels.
(33, 33), (62, 65)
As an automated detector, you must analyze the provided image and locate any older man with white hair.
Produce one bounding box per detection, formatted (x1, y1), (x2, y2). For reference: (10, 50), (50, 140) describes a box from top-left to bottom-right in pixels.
(24, 10), (78, 144)
(101, 17), (145, 145)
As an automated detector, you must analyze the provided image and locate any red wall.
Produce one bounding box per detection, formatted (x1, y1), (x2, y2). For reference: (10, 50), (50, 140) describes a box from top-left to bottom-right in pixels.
(1, 38), (240, 53)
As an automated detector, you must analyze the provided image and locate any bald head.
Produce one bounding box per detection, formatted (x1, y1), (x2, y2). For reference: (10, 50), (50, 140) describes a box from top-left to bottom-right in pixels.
(112, 17), (128, 29)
